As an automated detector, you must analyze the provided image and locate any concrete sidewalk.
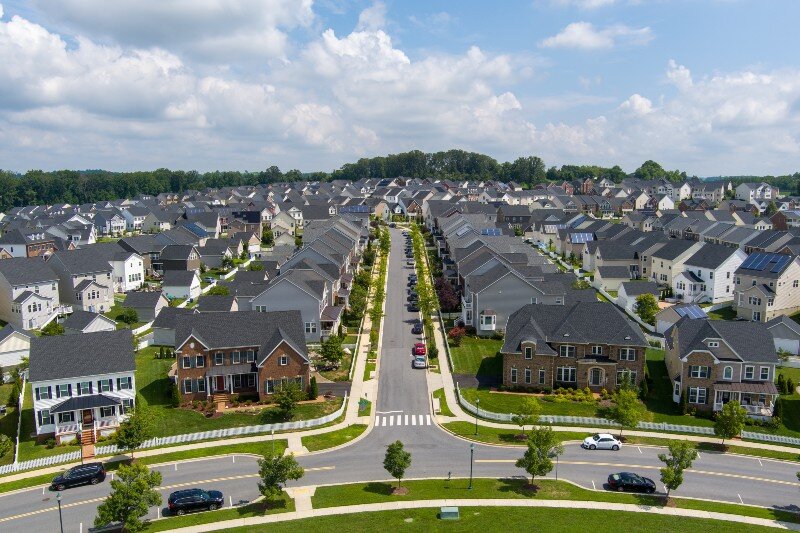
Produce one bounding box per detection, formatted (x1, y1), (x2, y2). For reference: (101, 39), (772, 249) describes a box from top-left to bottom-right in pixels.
(159, 497), (800, 532)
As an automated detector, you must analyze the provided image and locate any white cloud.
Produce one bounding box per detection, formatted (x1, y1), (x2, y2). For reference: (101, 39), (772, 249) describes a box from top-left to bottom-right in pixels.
(549, 0), (617, 8)
(618, 93), (652, 115)
(356, 1), (387, 31)
(540, 21), (653, 50)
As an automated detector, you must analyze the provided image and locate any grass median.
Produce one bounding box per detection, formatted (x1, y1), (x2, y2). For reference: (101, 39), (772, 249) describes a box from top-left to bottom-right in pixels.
(143, 494), (294, 532)
(302, 424), (367, 452)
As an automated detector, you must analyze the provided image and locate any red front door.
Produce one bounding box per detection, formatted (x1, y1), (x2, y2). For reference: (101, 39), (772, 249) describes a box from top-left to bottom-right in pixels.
(214, 376), (225, 392)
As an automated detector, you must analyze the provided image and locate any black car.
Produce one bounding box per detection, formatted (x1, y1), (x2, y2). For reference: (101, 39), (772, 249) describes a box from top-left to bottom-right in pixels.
(408, 303), (419, 312)
(607, 472), (656, 493)
(168, 488), (225, 516)
(51, 463), (106, 491)
(412, 322), (423, 334)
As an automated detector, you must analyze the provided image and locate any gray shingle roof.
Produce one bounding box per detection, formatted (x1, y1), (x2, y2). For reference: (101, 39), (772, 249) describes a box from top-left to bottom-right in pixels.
(29, 329), (135, 382)
(152, 307), (197, 329)
(597, 266), (631, 279)
(196, 295), (237, 312)
(619, 281), (660, 297)
(123, 291), (166, 309)
(684, 244), (738, 269)
(666, 317), (778, 364)
(62, 310), (114, 331)
(0, 257), (58, 285)
(163, 270), (198, 286)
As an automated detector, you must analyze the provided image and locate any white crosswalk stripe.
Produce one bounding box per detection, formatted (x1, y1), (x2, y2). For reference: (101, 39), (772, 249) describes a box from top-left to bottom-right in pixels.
(375, 414), (432, 428)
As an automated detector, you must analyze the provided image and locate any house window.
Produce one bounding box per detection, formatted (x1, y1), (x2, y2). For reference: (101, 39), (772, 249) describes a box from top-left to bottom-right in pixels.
(559, 345), (575, 358)
(556, 367), (576, 382)
(279, 355), (289, 366)
(183, 379), (193, 394)
(723, 366), (733, 380)
(688, 387), (707, 404)
(510, 367), (517, 383)
(232, 375), (242, 388)
(524, 368), (532, 384)
(232, 351), (241, 364)
(689, 366), (710, 379)
(481, 314), (496, 326)
(100, 406), (115, 418)
(760, 367), (770, 380)
(617, 370), (637, 386)
(744, 366), (755, 380)
(197, 378), (206, 392)
(538, 369), (546, 384)
(524, 347), (533, 359)
(77, 381), (92, 395)
(619, 348), (636, 361)
(214, 352), (224, 365)
(38, 409), (54, 426)
(117, 377), (132, 390)
(794, 280), (799, 288)
(56, 384), (71, 398)
(768, 298), (774, 306)
(673, 382), (681, 396)
(709, 272), (714, 279)
(58, 412), (75, 424)
(708, 341), (719, 348)
(246, 350), (256, 363)
(182, 356), (191, 369)
(591, 346), (603, 356)
(305, 322), (317, 334)
(98, 379), (113, 392)
(752, 311), (761, 321)
(195, 355), (205, 367)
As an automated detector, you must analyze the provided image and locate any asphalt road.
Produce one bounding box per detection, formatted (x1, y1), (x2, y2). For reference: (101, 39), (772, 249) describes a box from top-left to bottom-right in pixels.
(1, 228), (798, 531)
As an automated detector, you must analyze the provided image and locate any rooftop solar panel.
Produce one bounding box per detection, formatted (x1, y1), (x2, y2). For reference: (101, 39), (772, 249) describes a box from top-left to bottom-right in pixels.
(771, 254), (791, 273)
(675, 305), (708, 319)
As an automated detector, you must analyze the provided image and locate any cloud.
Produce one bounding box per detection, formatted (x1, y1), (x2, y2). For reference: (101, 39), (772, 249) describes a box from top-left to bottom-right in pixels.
(540, 21), (653, 49)
(548, 0), (618, 8)
(409, 11), (453, 35)
(356, 1), (387, 31)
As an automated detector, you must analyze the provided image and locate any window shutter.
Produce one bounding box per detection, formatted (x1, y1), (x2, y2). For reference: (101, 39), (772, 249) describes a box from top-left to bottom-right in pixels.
(35, 387), (40, 401)
(47, 386), (52, 399)
(109, 379), (113, 391)
(37, 411), (42, 425)
(89, 382), (93, 394)
(117, 378), (121, 389)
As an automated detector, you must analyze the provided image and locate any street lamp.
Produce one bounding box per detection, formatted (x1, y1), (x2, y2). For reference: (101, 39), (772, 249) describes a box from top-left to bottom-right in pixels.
(271, 429), (275, 455)
(474, 398), (480, 435)
(468, 444), (475, 490)
(56, 491), (64, 533)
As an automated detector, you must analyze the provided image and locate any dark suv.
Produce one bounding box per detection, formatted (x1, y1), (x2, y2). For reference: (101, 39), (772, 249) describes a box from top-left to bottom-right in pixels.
(51, 462), (106, 491)
(168, 488), (225, 516)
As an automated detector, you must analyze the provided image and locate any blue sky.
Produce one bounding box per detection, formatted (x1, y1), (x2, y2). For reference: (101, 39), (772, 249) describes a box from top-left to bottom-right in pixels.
(0, 0), (798, 176)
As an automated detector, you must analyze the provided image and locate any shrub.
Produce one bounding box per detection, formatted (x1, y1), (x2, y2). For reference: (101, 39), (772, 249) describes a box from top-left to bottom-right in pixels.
(465, 325), (477, 336)
(45, 438), (56, 449)
(308, 376), (319, 400)
(788, 378), (796, 395)
(447, 326), (465, 346)
(639, 379), (649, 400)
(778, 373), (787, 395)
(428, 345), (439, 359)
(170, 383), (180, 408)
(543, 387), (552, 395)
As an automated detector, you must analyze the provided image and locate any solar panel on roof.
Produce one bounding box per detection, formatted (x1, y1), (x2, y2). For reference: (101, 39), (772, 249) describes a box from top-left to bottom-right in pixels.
(771, 254), (791, 273)
(569, 232), (595, 244)
(675, 305), (708, 319)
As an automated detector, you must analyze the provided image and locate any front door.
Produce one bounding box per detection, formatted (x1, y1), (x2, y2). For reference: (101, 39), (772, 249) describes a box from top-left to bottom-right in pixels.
(82, 409), (93, 425)
(590, 368), (603, 387)
(214, 376), (225, 392)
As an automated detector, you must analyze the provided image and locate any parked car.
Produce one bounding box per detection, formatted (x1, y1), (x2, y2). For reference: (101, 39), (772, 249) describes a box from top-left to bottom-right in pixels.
(606, 472), (656, 493)
(408, 274), (417, 281)
(412, 322), (423, 334)
(168, 488), (225, 516)
(51, 463), (106, 491)
(389, 222), (396, 228)
(582, 433), (621, 451)
(413, 342), (426, 355)
(408, 303), (419, 312)
(203, 276), (216, 283)
(412, 355), (427, 369)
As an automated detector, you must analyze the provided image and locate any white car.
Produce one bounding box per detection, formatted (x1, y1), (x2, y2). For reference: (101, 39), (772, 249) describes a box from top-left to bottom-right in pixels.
(582, 433), (621, 451)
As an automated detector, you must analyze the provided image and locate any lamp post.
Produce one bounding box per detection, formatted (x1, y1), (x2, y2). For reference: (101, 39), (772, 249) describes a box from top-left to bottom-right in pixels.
(56, 492), (64, 533)
(468, 444), (475, 490)
(474, 398), (480, 435)
(271, 429), (275, 455)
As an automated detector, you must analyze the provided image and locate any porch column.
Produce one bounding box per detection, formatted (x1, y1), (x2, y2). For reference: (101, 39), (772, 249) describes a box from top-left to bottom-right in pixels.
(229, 375), (233, 393)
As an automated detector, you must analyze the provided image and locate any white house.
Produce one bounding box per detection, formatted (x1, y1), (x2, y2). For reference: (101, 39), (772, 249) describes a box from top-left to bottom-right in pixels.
(673, 245), (746, 304)
(0, 258), (62, 330)
(162, 270), (201, 301)
(0, 324), (31, 379)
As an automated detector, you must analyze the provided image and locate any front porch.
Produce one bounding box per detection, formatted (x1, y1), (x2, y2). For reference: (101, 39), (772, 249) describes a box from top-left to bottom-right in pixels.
(206, 364), (258, 395)
(321, 305), (344, 339)
(713, 381), (779, 420)
(51, 394), (128, 444)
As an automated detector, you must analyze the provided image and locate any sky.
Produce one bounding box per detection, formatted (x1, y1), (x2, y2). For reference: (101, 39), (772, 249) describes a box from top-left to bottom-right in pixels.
(0, 0), (799, 176)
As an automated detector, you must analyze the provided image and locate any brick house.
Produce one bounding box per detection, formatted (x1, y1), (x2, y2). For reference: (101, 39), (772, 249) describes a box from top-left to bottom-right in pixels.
(500, 302), (648, 392)
(174, 311), (309, 402)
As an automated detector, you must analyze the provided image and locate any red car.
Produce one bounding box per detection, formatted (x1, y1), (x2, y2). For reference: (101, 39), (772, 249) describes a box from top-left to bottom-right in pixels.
(413, 343), (426, 356)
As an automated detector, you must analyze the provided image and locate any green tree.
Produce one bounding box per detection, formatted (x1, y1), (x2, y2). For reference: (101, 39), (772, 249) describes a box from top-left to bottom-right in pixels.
(116, 407), (153, 459)
(206, 285), (230, 296)
(249, 262), (264, 271)
(383, 440), (412, 488)
(765, 201), (778, 216)
(239, 249), (248, 260)
(273, 382), (305, 419)
(119, 307), (138, 325)
(658, 440), (698, 501)
(257, 452), (304, 503)
(609, 386), (646, 438)
(221, 256), (234, 270)
(572, 279), (591, 290)
(714, 401), (748, 445)
(515, 426), (564, 487)
(635, 293), (659, 325)
(0, 434), (12, 459)
(308, 376), (318, 400)
(777, 373), (787, 395)
(40, 321), (64, 336)
(788, 378), (796, 395)
(261, 227), (274, 247)
(320, 335), (345, 369)
(511, 397), (541, 437)
(94, 463), (162, 532)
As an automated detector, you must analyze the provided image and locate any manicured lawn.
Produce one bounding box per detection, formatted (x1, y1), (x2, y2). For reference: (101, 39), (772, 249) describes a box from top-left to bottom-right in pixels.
(0, 383), (18, 466)
(443, 421), (586, 446)
(223, 507), (781, 533)
(104, 303), (147, 329)
(17, 383), (81, 462)
(144, 494), (294, 532)
(449, 337), (503, 377)
(459, 388), (599, 418)
(301, 424), (367, 452)
(317, 347), (354, 382)
(363, 360), (376, 381)
(644, 348), (714, 427)
(708, 305), (736, 320)
(342, 334), (358, 345)
(432, 388), (454, 417)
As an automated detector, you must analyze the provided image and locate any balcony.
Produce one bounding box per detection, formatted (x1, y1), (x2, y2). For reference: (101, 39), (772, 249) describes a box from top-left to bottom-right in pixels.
(714, 402), (773, 419)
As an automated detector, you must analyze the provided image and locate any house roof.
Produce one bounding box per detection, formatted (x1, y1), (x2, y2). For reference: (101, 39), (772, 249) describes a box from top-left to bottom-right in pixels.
(684, 244), (739, 270)
(123, 291), (167, 309)
(152, 307), (197, 329)
(597, 266), (631, 279)
(0, 323), (31, 343)
(619, 281), (659, 297)
(52, 248), (113, 275)
(665, 316), (778, 364)
(29, 329), (135, 382)
(50, 393), (121, 414)
(196, 295), (237, 312)
(0, 257), (58, 285)
(765, 315), (800, 338)
(160, 244), (197, 260)
(62, 310), (115, 331)
(163, 270), (198, 287)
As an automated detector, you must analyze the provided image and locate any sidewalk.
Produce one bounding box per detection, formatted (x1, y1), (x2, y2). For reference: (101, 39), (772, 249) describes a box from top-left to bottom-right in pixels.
(159, 497), (800, 532)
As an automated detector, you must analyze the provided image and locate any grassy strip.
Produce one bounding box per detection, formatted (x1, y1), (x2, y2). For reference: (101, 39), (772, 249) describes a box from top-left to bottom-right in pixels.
(301, 424), (368, 452)
(311, 478), (800, 524)
(442, 421), (585, 446)
(363, 360), (376, 381)
(144, 494), (294, 532)
(410, 224), (438, 357)
(432, 388), (455, 417)
(222, 506), (779, 533)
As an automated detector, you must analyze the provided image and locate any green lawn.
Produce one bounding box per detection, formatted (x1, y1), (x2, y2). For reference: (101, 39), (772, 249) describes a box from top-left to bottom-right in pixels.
(317, 345), (354, 382)
(222, 507), (781, 533)
(459, 388), (599, 418)
(144, 494), (294, 532)
(708, 305), (736, 320)
(432, 388), (454, 417)
(644, 348), (714, 427)
(363, 360), (376, 381)
(443, 421), (585, 445)
(0, 383), (17, 466)
(449, 337), (503, 377)
(17, 384), (82, 462)
(104, 303), (147, 329)
(301, 424), (367, 452)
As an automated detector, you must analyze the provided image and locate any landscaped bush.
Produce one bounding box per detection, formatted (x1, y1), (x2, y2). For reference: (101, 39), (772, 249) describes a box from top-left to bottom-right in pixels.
(447, 326), (465, 346)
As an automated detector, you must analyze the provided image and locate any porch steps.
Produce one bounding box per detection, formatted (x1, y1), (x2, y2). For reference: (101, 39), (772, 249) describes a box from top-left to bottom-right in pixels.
(80, 429), (95, 461)
(212, 393), (231, 413)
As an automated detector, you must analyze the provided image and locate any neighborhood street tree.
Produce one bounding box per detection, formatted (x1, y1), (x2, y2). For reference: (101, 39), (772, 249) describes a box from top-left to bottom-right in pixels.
(658, 440), (698, 502)
(515, 426), (564, 487)
(320, 334), (345, 369)
(714, 401), (748, 445)
(273, 382), (305, 419)
(257, 452), (304, 503)
(94, 463), (162, 533)
(511, 397), (541, 437)
(116, 407), (154, 459)
(383, 440), (412, 488)
(609, 386), (646, 438)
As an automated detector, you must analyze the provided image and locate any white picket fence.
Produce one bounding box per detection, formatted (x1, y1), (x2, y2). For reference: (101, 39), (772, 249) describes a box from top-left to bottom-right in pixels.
(0, 394), (347, 475)
(454, 384), (799, 445)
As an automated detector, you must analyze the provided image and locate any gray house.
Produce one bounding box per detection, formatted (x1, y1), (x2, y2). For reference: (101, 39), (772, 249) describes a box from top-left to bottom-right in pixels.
(152, 307), (198, 346)
(122, 291), (169, 322)
(765, 315), (800, 355)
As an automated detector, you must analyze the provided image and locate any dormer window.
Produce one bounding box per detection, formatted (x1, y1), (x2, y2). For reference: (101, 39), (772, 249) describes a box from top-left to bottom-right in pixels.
(708, 341), (719, 348)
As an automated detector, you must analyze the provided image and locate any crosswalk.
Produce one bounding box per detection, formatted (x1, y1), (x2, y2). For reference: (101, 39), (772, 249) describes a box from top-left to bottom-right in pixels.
(375, 413), (432, 427)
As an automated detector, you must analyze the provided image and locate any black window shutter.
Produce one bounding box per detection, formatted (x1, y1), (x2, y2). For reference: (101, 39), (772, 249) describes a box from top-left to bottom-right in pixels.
(35, 387), (40, 401)
(47, 386), (52, 399)
(67, 384), (72, 397)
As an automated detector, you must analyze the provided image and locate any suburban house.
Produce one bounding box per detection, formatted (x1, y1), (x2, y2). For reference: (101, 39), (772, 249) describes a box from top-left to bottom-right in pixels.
(500, 302), (648, 392)
(734, 252), (800, 322)
(593, 266), (631, 292)
(0, 324), (31, 377)
(120, 206), (149, 232)
(196, 295), (238, 313)
(0, 229), (58, 258)
(647, 240), (705, 287)
(765, 315), (800, 355)
(665, 317), (779, 419)
(121, 291), (169, 322)
(162, 270), (201, 301)
(0, 257), (62, 330)
(62, 310), (117, 335)
(29, 329), (136, 445)
(735, 182), (779, 203)
(617, 281), (660, 312)
(47, 249), (115, 313)
(160, 245), (201, 272)
(173, 311), (310, 401)
(672, 245), (747, 304)
(152, 307), (197, 346)
(88, 244), (145, 293)
(654, 304), (708, 334)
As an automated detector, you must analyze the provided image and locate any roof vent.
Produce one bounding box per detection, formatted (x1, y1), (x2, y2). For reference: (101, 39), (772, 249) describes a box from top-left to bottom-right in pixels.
(563, 333), (569, 337)
(624, 336), (631, 340)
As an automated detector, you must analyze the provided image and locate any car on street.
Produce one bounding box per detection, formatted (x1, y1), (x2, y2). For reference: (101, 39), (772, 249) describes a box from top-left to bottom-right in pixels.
(413, 342), (426, 355)
(606, 472), (656, 493)
(582, 433), (621, 451)
(412, 355), (427, 369)
(408, 303), (419, 312)
(412, 322), (423, 334)
(402, 231), (409, 236)
(51, 462), (106, 491)
(168, 488), (225, 516)
(408, 274), (417, 280)
(389, 222), (396, 228)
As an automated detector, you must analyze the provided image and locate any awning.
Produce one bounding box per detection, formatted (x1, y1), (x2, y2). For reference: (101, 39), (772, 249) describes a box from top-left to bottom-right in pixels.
(714, 381), (779, 395)
(322, 305), (344, 322)
(207, 363), (257, 376)
(50, 394), (121, 414)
